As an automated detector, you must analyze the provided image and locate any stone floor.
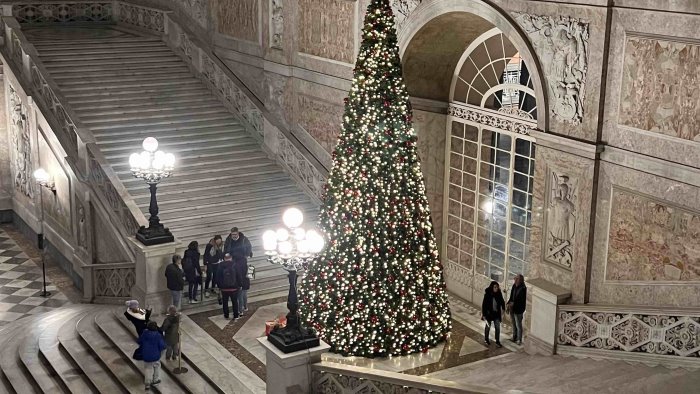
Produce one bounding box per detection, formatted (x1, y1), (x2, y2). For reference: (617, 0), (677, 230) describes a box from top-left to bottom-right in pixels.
(0, 225), (75, 326)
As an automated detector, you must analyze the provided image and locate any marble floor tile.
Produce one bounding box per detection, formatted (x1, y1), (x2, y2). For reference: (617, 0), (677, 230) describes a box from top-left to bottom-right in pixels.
(0, 311), (24, 322)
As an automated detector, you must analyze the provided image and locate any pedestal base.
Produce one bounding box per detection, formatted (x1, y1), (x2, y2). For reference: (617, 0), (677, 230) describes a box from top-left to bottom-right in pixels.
(136, 225), (174, 246)
(268, 334), (320, 354)
(258, 337), (330, 394)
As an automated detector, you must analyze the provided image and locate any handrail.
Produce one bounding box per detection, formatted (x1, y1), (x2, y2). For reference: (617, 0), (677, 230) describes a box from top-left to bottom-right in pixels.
(558, 303), (700, 317)
(0, 14), (147, 247)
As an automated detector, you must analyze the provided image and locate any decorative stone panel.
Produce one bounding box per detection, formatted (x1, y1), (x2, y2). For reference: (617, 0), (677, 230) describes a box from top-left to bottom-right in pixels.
(297, 94), (344, 153)
(391, 0), (423, 32)
(558, 308), (700, 360)
(512, 12), (589, 126)
(544, 171), (577, 269)
(13, 2), (113, 24)
(618, 36), (700, 142)
(217, 0), (259, 42)
(173, 0), (207, 27)
(8, 85), (33, 199)
(297, 0), (355, 63)
(118, 2), (164, 32)
(95, 266), (135, 298)
(270, 0), (283, 49)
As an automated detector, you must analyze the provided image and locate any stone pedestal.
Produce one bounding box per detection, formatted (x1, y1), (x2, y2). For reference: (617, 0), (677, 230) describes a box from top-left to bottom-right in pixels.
(258, 336), (330, 394)
(128, 237), (181, 314)
(525, 278), (571, 355)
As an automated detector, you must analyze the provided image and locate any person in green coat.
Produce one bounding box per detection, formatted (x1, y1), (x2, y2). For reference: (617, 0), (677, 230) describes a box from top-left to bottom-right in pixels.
(160, 305), (180, 360)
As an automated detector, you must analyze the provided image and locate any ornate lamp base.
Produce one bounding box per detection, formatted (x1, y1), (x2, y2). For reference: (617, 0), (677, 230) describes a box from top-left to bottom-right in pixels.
(268, 332), (320, 354)
(136, 224), (174, 246)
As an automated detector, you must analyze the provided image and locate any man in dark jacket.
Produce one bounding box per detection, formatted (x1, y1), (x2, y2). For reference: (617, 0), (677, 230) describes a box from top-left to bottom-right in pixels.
(217, 253), (244, 320)
(233, 255), (251, 316)
(224, 227), (253, 259)
(507, 274), (527, 345)
(204, 235), (224, 298)
(138, 321), (166, 390)
(165, 255), (185, 309)
(481, 280), (506, 347)
(183, 241), (202, 304)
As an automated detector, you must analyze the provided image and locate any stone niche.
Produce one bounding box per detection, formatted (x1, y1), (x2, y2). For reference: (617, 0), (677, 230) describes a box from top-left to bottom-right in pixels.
(590, 161), (700, 307)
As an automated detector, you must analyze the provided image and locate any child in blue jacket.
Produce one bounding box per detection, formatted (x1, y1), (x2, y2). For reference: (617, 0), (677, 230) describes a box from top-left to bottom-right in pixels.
(138, 321), (167, 390)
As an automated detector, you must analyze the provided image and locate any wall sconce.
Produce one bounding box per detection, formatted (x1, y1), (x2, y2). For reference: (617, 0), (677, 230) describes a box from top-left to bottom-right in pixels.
(33, 168), (56, 194)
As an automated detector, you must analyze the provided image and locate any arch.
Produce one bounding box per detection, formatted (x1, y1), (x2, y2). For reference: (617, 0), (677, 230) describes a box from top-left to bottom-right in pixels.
(398, 0), (547, 130)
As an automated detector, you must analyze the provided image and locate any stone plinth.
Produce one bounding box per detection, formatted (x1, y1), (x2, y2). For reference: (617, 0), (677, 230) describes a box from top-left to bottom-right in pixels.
(526, 278), (571, 355)
(258, 336), (330, 394)
(128, 237), (181, 314)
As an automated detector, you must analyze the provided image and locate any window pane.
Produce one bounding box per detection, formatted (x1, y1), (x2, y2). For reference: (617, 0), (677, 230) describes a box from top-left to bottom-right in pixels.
(513, 189), (528, 209)
(465, 125), (479, 142)
(513, 172), (529, 192)
(490, 233), (506, 252)
(514, 155), (529, 175)
(512, 207), (528, 226)
(515, 139), (530, 156)
(496, 133), (512, 150)
(495, 150), (511, 169)
(464, 141), (478, 158)
(511, 223), (525, 242)
(509, 239), (525, 260)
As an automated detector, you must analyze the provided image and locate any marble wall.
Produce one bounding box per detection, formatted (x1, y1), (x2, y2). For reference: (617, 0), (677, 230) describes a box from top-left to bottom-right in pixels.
(216, 0), (259, 42)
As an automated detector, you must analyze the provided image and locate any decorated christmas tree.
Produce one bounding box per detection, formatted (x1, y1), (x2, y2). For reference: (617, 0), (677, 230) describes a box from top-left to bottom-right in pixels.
(299, 0), (451, 357)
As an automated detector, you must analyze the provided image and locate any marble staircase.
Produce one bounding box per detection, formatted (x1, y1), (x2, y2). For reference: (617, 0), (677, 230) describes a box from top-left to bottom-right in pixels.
(27, 31), (319, 299)
(0, 304), (260, 393)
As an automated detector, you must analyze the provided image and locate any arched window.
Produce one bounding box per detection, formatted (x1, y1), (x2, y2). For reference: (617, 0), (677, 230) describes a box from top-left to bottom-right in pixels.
(445, 28), (537, 287)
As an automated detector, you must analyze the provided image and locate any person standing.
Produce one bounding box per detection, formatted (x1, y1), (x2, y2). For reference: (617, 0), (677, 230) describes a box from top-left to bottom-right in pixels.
(507, 274), (527, 345)
(183, 241), (202, 304)
(165, 255), (185, 309)
(138, 321), (166, 391)
(124, 300), (151, 338)
(160, 305), (180, 361)
(217, 253), (243, 320)
(481, 280), (506, 347)
(204, 235), (224, 298)
(233, 255), (251, 316)
(224, 227), (253, 259)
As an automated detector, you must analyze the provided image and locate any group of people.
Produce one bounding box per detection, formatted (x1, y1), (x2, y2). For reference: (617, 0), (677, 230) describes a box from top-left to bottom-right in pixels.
(124, 300), (181, 391)
(164, 227), (254, 320)
(481, 274), (527, 347)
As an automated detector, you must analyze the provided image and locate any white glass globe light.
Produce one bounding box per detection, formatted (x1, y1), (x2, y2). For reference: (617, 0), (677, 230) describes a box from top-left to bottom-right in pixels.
(154, 150), (165, 162)
(129, 153), (141, 170)
(306, 230), (325, 253)
(142, 137), (159, 153)
(163, 153), (175, 169)
(262, 230), (278, 252)
(297, 239), (310, 255)
(33, 168), (49, 184)
(293, 228), (306, 241)
(276, 228), (289, 242)
(282, 207), (304, 228)
(152, 156), (165, 170)
(278, 241), (293, 256)
(139, 151), (151, 169)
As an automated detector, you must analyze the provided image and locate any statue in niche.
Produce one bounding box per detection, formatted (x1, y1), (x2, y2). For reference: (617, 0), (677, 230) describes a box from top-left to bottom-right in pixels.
(77, 203), (88, 250)
(546, 174), (576, 268)
(9, 88), (33, 199)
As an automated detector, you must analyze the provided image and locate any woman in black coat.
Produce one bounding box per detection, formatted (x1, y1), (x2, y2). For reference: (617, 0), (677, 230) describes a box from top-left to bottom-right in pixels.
(481, 280), (506, 347)
(124, 300), (151, 338)
(183, 241), (202, 304)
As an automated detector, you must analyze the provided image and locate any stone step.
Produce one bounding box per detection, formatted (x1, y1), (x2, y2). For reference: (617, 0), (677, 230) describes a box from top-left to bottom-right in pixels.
(31, 37), (162, 47)
(0, 315), (42, 393)
(76, 310), (145, 392)
(51, 67), (189, 80)
(36, 307), (94, 393)
(118, 157), (275, 184)
(42, 55), (182, 68)
(53, 71), (195, 87)
(63, 84), (208, 99)
(112, 148), (263, 174)
(119, 164), (283, 188)
(128, 173), (291, 201)
(89, 112), (234, 132)
(45, 61), (189, 74)
(97, 310), (216, 393)
(83, 107), (232, 127)
(154, 191), (310, 222)
(39, 50), (176, 62)
(158, 198), (316, 226)
(73, 94), (218, 112)
(103, 131), (252, 154)
(77, 99), (222, 117)
(57, 307), (126, 394)
(59, 78), (201, 93)
(92, 118), (241, 138)
(37, 45), (173, 57)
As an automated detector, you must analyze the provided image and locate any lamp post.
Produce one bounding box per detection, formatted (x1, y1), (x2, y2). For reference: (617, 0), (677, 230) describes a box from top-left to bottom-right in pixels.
(129, 137), (175, 246)
(262, 207), (325, 352)
(33, 168), (54, 298)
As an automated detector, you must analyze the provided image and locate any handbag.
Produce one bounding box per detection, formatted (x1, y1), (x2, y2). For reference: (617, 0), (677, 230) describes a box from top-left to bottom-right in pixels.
(132, 346), (143, 360)
(247, 265), (256, 280)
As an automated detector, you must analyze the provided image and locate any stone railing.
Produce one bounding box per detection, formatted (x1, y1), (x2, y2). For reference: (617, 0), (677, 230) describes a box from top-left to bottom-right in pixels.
(557, 304), (700, 368)
(7, 1), (114, 24)
(83, 262), (136, 302)
(311, 362), (500, 394)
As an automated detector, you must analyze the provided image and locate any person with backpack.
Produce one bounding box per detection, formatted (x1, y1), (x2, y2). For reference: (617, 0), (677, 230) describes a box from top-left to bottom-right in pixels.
(160, 305), (180, 360)
(217, 253), (244, 320)
(224, 227), (253, 259)
(233, 255), (251, 316)
(183, 241), (202, 304)
(204, 235), (224, 298)
(138, 320), (166, 391)
(165, 255), (185, 309)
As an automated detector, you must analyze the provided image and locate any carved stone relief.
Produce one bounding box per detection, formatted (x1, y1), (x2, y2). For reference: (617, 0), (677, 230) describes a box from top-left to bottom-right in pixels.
(297, 94), (344, 153)
(266, 72), (288, 127)
(545, 172), (577, 269)
(512, 12), (589, 125)
(391, 0), (422, 32)
(9, 86), (33, 199)
(77, 199), (88, 251)
(270, 0), (283, 49)
(217, 0), (259, 42)
(297, 0), (355, 63)
(619, 37), (700, 142)
(174, 0), (207, 27)
(606, 189), (700, 283)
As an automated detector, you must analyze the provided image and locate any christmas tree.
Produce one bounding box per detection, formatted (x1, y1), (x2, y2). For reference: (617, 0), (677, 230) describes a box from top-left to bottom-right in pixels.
(299, 0), (451, 357)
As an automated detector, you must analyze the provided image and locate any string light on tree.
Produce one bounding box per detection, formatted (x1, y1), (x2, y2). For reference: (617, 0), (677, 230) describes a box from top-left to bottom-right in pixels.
(299, 0), (451, 358)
